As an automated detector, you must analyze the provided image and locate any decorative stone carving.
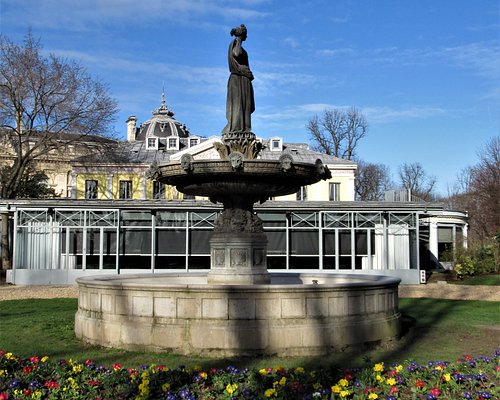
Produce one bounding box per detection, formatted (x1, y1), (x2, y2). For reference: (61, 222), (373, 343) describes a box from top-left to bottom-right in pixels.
(213, 249), (225, 266)
(229, 152), (244, 170)
(315, 159), (332, 180)
(279, 153), (294, 172)
(145, 161), (161, 180)
(180, 154), (194, 172)
(213, 209), (264, 233)
(214, 135), (264, 160)
(230, 248), (247, 267)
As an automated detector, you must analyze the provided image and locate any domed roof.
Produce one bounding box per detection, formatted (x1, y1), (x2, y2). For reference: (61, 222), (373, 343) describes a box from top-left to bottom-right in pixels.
(135, 92), (190, 141)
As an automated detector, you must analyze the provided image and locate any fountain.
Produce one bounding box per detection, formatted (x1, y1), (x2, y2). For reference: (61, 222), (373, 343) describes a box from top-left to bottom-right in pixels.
(75, 25), (401, 356)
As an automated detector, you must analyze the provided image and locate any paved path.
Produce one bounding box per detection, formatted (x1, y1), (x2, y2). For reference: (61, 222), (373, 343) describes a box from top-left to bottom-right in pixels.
(0, 282), (498, 302)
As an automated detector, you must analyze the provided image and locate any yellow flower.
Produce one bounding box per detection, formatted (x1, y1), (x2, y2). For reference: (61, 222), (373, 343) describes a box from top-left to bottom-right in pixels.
(331, 385), (341, 393)
(226, 383), (238, 395)
(162, 383), (171, 391)
(0, 370), (7, 377)
(338, 378), (349, 387)
(340, 389), (350, 398)
(443, 373), (451, 382)
(373, 362), (384, 372)
(259, 368), (268, 375)
(313, 382), (322, 390)
(5, 352), (13, 360)
(264, 388), (276, 397)
(279, 376), (286, 386)
(141, 371), (149, 379)
(368, 394), (378, 399)
(395, 364), (403, 372)
(66, 377), (79, 390)
(386, 377), (397, 386)
(375, 374), (383, 382)
(435, 365), (443, 371)
(199, 371), (207, 380)
(295, 367), (305, 374)
(72, 364), (83, 373)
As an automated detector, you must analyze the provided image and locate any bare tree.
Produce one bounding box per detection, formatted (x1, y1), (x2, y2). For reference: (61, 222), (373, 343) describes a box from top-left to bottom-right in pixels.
(355, 161), (392, 201)
(446, 136), (499, 267)
(307, 107), (367, 160)
(398, 162), (436, 202)
(461, 137), (499, 244)
(0, 31), (118, 199)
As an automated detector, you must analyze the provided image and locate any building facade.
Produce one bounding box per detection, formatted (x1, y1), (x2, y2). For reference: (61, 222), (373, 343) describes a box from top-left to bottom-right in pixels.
(0, 96), (468, 285)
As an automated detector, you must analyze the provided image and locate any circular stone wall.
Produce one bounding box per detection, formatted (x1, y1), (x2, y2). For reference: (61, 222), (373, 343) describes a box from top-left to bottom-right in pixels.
(75, 273), (401, 357)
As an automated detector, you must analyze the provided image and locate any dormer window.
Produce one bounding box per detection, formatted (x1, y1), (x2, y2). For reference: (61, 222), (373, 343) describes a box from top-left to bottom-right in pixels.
(146, 137), (158, 149)
(189, 137), (200, 147)
(167, 137), (179, 150)
(270, 137), (283, 151)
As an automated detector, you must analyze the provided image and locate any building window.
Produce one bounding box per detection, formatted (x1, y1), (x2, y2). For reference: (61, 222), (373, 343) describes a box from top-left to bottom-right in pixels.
(168, 137), (179, 150)
(146, 137), (158, 149)
(152, 181), (165, 199)
(270, 137), (282, 151)
(329, 183), (340, 201)
(189, 137), (199, 147)
(85, 180), (98, 199)
(119, 180), (132, 199)
(296, 186), (307, 201)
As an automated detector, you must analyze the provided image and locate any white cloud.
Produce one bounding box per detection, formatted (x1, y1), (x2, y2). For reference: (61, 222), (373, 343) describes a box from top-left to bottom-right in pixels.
(2, 0), (269, 32)
(362, 106), (447, 124)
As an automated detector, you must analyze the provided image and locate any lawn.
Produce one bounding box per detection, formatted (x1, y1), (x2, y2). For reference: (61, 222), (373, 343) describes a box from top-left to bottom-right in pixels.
(0, 297), (498, 371)
(449, 273), (500, 286)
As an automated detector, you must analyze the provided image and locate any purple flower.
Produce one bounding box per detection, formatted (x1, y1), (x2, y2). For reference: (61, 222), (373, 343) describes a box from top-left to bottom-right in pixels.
(8, 379), (20, 388)
(477, 392), (491, 399)
(29, 381), (42, 389)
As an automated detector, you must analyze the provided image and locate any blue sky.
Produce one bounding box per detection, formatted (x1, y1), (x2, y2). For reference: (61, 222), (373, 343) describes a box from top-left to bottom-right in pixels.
(1, 0), (498, 195)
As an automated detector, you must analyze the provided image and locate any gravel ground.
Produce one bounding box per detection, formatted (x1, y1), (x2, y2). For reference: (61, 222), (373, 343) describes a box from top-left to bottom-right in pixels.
(0, 282), (498, 302)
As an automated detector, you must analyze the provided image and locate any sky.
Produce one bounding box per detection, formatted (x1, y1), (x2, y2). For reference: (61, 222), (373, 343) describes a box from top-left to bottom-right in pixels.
(1, 0), (498, 196)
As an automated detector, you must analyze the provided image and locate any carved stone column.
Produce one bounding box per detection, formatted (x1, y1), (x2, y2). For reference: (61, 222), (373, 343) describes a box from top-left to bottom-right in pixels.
(208, 208), (270, 284)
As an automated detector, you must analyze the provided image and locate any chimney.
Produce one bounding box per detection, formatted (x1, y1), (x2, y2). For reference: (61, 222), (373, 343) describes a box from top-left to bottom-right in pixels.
(127, 116), (137, 142)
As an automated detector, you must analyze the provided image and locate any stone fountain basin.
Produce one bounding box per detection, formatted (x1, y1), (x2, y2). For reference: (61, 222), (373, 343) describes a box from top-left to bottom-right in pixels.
(158, 159), (327, 199)
(75, 272), (401, 357)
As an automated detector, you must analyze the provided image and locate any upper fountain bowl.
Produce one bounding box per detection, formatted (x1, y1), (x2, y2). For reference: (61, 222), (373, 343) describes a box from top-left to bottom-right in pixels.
(157, 155), (332, 204)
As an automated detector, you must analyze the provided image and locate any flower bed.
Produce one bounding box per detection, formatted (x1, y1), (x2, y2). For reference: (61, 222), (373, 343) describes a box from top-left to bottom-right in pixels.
(0, 349), (498, 399)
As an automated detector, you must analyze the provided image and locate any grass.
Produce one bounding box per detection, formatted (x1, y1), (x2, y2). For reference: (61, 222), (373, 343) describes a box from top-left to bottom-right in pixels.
(0, 297), (499, 371)
(448, 273), (500, 286)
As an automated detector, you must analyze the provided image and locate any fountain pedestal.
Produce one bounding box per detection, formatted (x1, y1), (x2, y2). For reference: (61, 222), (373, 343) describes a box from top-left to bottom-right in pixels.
(209, 231), (269, 284)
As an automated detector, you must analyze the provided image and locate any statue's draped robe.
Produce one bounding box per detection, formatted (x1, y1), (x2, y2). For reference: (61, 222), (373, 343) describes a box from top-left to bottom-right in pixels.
(222, 39), (255, 134)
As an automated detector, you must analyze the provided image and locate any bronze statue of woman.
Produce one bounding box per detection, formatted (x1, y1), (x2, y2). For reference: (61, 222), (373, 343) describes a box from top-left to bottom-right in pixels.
(222, 24), (255, 135)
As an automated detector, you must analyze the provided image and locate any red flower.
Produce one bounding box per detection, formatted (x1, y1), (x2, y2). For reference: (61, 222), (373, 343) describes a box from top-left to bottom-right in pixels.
(344, 373), (354, 381)
(22, 366), (34, 374)
(88, 380), (101, 386)
(464, 356), (473, 361)
(29, 356), (39, 363)
(85, 359), (94, 366)
(157, 365), (167, 371)
(44, 381), (59, 389)
(23, 390), (31, 396)
(0, 392), (8, 400)
(429, 388), (441, 397)
(113, 363), (122, 371)
(390, 386), (398, 394)
(416, 379), (425, 388)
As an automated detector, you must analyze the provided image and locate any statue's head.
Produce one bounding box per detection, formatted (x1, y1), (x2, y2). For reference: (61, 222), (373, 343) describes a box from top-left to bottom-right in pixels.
(230, 24), (247, 40)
